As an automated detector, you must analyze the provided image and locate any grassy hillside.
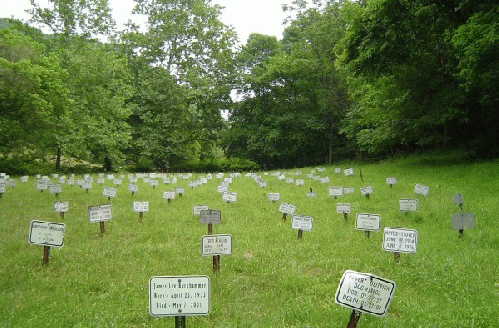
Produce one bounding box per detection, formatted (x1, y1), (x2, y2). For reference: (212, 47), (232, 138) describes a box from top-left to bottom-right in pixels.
(1, 152), (498, 327)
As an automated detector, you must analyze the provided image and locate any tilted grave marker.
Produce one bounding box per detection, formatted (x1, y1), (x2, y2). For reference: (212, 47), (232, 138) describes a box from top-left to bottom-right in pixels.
(335, 270), (396, 327)
(267, 193), (280, 203)
(278, 202), (296, 221)
(336, 203), (351, 221)
(414, 183), (430, 196)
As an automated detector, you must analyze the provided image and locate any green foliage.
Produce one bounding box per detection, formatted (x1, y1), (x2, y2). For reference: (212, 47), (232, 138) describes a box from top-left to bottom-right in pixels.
(169, 157), (259, 173)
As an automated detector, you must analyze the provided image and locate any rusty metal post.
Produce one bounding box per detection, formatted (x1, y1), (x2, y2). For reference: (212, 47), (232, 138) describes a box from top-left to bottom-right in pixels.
(394, 252), (400, 263)
(100, 221), (105, 234)
(297, 229), (303, 239)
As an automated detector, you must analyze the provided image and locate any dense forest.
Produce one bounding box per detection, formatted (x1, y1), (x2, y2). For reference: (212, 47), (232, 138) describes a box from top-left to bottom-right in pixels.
(1, 0), (498, 174)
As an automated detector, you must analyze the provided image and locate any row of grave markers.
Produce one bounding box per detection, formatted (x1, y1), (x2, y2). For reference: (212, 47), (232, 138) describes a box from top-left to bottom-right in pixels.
(10, 168), (474, 327)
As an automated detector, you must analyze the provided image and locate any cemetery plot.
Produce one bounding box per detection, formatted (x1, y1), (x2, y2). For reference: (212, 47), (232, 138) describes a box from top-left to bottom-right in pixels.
(149, 276), (211, 316)
(382, 228), (418, 253)
(201, 234), (232, 256)
(335, 270), (396, 317)
(29, 220), (65, 247)
(355, 214), (381, 231)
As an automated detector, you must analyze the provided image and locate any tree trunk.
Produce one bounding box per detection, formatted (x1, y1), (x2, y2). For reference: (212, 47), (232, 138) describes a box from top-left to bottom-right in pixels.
(55, 146), (61, 172)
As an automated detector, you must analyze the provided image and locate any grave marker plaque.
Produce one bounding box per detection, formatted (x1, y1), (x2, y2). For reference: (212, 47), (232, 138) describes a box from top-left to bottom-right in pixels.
(149, 276), (210, 316)
(335, 270), (396, 317)
(328, 186), (344, 197)
(201, 234), (232, 256)
(451, 213), (474, 230)
(382, 228), (418, 253)
(355, 214), (381, 231)
(102, 187), (117, 199)
(53, 201), (69, 213)
(29, 220), (65, 247)
(199, 209), (221, 225)
(267, 193), (280, 202)
(133, 201), (149, 213)
(88, 204), (112, 223)
(414, 183), (430, 196)
(193, 205), (209, 216)
(291, 215), (313, 231)
(399, 199), (419, 213)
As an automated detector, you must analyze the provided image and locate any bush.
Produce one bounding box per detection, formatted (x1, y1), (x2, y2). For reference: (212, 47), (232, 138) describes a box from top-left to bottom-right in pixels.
(169, 157), (260, 173)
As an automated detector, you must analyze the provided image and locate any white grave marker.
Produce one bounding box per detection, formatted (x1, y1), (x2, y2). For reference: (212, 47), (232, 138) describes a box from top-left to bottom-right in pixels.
(29, 220), (65, 247)
(88, 204), (112, 223)
(133, 201), (149, 213)
(451, 213), (474, 230)
(267, 193), (280, 202)
(355, 214), (381, 231)
(328, 186), (344, 197)
(335, 270), (396, 317)
(414, 183), (430, 196)
(278, 202), (296, 215)
(53, 201), (69, 213)
(291, 215), (313, 232)
(149, 276), (210, 316)
(199, 209), (221, 224)
(192, 205), (209, 216)
(102, 187), (117, 199)
(336, 203), (351, 214)
(399, 199), (419, 212)
(201, 234), (232, 256)
(382, 228), (418, 253)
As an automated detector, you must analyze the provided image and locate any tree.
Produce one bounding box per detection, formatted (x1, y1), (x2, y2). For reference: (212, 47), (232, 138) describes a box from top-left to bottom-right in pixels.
(0, 28), (69, 173)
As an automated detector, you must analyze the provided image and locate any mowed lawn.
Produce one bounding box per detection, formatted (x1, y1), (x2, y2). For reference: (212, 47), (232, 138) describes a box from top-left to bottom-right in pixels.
(1, 153), (498, 327)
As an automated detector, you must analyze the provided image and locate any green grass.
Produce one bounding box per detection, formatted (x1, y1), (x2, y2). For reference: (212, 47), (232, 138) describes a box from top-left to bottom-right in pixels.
(1, 153), (499, 327)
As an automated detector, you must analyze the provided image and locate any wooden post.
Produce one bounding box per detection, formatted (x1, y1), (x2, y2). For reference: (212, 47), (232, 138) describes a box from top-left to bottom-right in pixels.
(459, 229), (464, 238)
(60, 212), (65, 219)
(168, 198), (172, 204)
(42, 245), (50, 265)
(213, 255), (220, 273)
(297, 229), (303, 239)
(365, 231), (370, 238)
(347, 310), (361, 328)
(344, 213), (348, 222)
(282, 213), (287, 221)
(100, 221), (105, 234)
(208, 223), (212, 234)
(139, 212), (143, 219)
(394, 252), (400, 263)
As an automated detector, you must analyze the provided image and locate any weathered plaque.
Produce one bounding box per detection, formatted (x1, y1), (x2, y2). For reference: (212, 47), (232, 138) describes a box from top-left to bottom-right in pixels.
(175, 187), (185, 195)
(355, 214), (381, 231)
(451, 213), (474, 230)
(49, 183), (63, 194)
(163, 191), (175, 200)
(291, 215), (313, 231)
(29, 220), (65, 247)
(149, 276), (210, 316)
(199, 209), (221, 224)
(399, 199), (419, 212)
(382, 228), (418, 253)
(222, 192), (237, 203)
(335, 270), (396, 317)
(343, 188), (355, 195)
(306, 192), (317, 199)
(360, 186), (373, 196)
(344, 168), (354, 176)
(414, 183), (429, 196)
(88, 204), (112, 223)
(295, 179), (304, 186)
(128, 184), (138, 193)
(36, 180), (49, 191)
(202, 234), (232, 256)
(334, 168), (341, 173)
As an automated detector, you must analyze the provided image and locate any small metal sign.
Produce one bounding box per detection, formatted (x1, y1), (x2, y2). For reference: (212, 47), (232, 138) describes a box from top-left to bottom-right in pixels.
(163, 191), (175, 200)
(53, 201), (69, 213)
(29, 220), (65, 247)
(328, 186), (344, 197)
(193, 205), (209, 216)
(88, 204), (112, 223)
(306, 192), (317, 199)
(128, 184), (138, 193)
(295, 179), (304, 186)
(102, 187), (117, 198)
(49, 183), (63, 194)
(360, 186), (373, 196)
(278, 202), (296, 215)
(355, 214), (381, 231)
(453, 194), (464, 206)
(382, 228), (418, 253)
(344, 168), (354, 176)
(133, 201), (149, 213)
(336, 203), (351, 214)
(399, 199), (419, 212)
(386, 178), (397, 185)
(149, 276), (210, 317)
(175, 187), (185, 195)
(36, 180), (49, 191)
(291, 215), (313, 231)
(335, 270), (396, 317)
(414, 183), (429, 196)
(267, 193), (280, 202)
(343, 188), (355, 195)
(201, 234), (232, 256)
(451, 213), (474, 230)
(222, 192), (237, 203)
(199, 209), (221, 224)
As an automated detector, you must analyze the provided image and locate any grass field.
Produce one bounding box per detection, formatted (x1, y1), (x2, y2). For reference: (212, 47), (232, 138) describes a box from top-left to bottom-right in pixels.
(1, 152), (498, 327)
